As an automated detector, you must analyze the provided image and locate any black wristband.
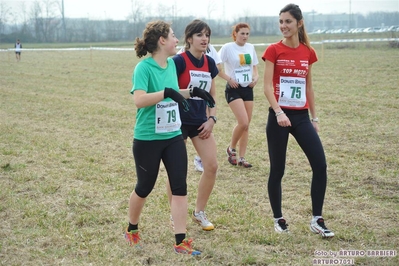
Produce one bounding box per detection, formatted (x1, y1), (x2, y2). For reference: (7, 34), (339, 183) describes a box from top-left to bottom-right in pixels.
(208, 116), (217, 124)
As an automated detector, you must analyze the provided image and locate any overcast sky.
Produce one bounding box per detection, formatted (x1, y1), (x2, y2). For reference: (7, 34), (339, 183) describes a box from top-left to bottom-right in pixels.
(5, 0), (399, 22)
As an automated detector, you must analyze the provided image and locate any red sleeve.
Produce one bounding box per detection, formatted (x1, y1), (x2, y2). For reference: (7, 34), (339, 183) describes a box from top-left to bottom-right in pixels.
(309, 47), (317, 65)
(262, 44), (277, 63)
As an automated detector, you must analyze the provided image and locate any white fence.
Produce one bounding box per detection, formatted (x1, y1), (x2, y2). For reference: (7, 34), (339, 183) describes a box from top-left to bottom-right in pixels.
(1, 38), (398, 52)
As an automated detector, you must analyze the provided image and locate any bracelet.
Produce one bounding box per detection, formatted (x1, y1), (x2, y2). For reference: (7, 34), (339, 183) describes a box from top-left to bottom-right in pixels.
(189, 88), (193, 97)
(275, 111), (284, 117)
(311, 117), (319, 122)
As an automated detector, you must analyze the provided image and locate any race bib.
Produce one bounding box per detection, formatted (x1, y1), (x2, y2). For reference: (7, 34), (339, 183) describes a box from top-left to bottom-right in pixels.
(155, 100), (181, 133)
(234, 65), (252, 85)
(278, 76), (306, 108)
(188, 70), (212, 100)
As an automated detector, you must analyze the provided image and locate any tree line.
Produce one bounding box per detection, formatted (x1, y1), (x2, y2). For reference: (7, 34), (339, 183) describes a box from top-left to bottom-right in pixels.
(0, 0), (398, 44)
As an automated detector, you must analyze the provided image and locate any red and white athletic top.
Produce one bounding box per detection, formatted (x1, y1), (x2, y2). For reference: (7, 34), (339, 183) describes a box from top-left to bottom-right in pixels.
(262, 41), (317, 110)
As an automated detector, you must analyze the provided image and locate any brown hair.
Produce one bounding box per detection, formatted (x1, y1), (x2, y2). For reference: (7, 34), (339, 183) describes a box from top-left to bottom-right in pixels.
(134, 20), (171, 58)
(231, 23), (250, 41)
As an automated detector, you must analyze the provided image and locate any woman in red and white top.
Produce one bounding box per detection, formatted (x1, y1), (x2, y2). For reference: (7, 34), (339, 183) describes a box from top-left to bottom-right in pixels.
(169, 19), (219, 231)
(262, 3), (334, 238)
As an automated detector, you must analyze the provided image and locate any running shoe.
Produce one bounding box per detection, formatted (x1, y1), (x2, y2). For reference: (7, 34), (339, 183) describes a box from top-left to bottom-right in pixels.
(192, 211), (214, 231)
(174, 238), (201, 256)
(310, 217), (335, 238)
(125, 228), (141, 247)
(226, 146), (237, 165)
(193, 155), (204, 172)
(238, 157), (252, 168)
(274, 218), (290, 233)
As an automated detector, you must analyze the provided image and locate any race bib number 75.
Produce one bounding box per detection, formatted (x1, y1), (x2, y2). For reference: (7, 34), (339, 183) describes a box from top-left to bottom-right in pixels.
(278, 76), (306, 108)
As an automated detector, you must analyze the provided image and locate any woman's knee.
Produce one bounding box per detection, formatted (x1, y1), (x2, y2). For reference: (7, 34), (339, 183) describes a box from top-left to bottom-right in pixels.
(204, 160), (218, 174)
(237, 121), (249, 131)
(312, 163), (327, 177)
(134, 186), (152, 198)
(170, 184), (187, 196)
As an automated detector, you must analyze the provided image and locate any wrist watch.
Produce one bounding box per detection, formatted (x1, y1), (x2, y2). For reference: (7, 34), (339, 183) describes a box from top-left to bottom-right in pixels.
(208, 116), (217, 124)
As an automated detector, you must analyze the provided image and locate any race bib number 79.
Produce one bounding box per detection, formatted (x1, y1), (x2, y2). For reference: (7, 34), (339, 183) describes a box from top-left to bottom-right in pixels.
(155, 100), (181, 133)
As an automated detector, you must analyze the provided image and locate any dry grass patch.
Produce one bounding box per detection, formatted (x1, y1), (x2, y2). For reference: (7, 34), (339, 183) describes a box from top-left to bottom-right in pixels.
(0, 45), (398, 265)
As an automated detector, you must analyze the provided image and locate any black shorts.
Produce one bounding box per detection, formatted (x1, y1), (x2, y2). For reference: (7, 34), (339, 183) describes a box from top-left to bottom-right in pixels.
(225, 84), (254, 103)
(181, 124), (201, 140)
(15, 52), (21, 55)
(133, 135), (188, 197)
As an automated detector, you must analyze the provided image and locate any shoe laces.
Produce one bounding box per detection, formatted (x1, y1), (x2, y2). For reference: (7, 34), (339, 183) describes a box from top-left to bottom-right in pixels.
(195, 211), (208, 221)
(227, 147), (236, 156)
(278, 219), (288, 230)
(176, 239), (201, 256)
(176, 239), (194, 253)
(316, 218), (329, 230)
(125, 230), (140, 245)
(239, 157), (252, 167)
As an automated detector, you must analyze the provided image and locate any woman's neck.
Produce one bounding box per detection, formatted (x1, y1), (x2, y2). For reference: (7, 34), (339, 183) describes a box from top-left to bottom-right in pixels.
(282, 36), (300, 48)
(235, 41), (245, 47)
(152, 52), (169, 68)
(188, 49), (203, 60)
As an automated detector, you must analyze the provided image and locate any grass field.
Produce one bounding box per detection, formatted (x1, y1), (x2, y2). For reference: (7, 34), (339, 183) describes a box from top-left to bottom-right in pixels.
(0, 40), (398, 265)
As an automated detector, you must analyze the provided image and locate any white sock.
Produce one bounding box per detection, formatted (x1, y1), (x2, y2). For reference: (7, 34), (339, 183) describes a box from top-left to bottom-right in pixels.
(274, 217), (284, 223)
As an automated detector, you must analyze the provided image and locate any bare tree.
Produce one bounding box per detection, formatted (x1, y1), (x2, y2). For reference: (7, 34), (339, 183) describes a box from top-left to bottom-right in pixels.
(54, 0), (66, 41)
(127, 0), (149, 40)
(0, 1), (12, 39)
(30, 0), (60, 42)
(15, 2), (31, 40)
(207, 0), (218, 21)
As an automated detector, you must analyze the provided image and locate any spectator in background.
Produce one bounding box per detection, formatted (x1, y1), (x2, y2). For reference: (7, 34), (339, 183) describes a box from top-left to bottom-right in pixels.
(15, 39), (22, 62)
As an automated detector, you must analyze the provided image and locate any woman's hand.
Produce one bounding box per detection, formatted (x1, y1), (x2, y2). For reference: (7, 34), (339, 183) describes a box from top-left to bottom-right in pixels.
(249, 75), (259, 88)
(277, 113), (291, 127)
(227, 78), (239, 89)
(197, 120), (214, 139)
(312, 121), (319, 132)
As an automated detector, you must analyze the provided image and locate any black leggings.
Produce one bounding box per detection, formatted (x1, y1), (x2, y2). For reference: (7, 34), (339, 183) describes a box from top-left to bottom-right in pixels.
(133, 135), (188, 198)
(266, 108), (327, 218)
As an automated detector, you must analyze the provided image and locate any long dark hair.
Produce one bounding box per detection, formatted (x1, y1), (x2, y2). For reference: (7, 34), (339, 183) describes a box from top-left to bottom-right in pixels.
(134, 20), (171, 58)
(280, 4), (311, 48)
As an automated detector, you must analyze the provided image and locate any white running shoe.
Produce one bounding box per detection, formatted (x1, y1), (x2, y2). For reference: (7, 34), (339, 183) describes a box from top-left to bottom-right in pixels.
(192, 211), (214, 231)
(310, 217), (335, 238)
(193, 156), (204, 172)
(274, 218), (290, 233)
